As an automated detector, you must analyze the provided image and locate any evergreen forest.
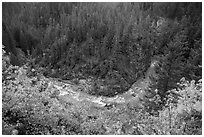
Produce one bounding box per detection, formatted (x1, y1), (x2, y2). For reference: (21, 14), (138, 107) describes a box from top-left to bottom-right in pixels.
(2, 2), (202, 135)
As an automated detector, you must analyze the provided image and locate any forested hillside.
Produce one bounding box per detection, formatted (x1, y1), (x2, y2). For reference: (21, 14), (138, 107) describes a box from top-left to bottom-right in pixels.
(2, 2), (202, 135)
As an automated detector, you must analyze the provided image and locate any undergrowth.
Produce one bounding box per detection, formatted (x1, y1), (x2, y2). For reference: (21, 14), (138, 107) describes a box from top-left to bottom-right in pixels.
(2, 46), (202, 135)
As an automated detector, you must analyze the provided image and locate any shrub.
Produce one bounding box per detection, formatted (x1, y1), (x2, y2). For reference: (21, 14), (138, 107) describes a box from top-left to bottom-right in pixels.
(145, 78), (202, 135)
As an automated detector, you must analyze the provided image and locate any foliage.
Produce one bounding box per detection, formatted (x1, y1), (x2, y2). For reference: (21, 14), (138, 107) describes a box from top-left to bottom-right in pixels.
(2, 2), (201, 98)
(153, 77), (202, 135)
(2, 2), (202, 135)
(2, 45), (202, 135)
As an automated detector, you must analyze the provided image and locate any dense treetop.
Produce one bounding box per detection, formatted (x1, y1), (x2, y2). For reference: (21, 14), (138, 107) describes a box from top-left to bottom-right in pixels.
(2, 2), (202, 135)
